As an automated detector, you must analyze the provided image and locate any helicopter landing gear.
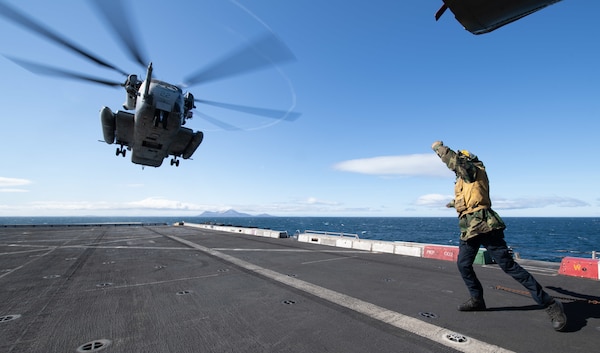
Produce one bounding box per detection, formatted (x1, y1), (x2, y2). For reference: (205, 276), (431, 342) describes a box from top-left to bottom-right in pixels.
(116, 146), (126, 157)
(170, 157), (180, 167)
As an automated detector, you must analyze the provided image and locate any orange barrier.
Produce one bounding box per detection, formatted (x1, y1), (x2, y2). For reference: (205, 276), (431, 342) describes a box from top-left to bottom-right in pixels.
(558, 257), (599, 280)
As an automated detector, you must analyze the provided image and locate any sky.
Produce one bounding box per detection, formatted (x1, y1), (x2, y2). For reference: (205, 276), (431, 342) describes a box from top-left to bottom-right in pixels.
(0, 0), (599, 218)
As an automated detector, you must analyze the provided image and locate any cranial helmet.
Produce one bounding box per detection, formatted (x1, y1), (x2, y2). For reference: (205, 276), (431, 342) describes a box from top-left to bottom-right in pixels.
(459, 150), (477, 160)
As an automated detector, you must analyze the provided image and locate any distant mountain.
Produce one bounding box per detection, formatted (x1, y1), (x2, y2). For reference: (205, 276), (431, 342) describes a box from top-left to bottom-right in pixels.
(197, 209), (274, 217)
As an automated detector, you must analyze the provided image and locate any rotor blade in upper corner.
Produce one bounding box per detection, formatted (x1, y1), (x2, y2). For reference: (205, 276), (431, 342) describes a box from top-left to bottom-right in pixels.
(6, 56), (124, 87)
(88, 0), (148, 68)
(195, 99), (301, 121)
(182, 32), (296, 87)
(0, 1), (128, 76)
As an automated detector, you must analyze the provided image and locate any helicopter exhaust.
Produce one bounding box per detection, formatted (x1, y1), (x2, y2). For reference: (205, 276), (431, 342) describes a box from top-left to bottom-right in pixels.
(143, 62), (153, 98)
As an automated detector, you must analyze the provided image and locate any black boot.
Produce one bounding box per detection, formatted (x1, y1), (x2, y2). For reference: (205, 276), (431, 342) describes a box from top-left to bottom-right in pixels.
(545, 300), (567, 331)
(458, 297), (486, 311)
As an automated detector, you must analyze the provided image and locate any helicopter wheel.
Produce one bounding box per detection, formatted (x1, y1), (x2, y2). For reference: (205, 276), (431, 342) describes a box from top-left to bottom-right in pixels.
(115, 147), (126, 157)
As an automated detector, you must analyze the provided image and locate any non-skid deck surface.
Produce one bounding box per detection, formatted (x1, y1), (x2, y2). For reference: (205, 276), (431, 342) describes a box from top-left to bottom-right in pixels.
(0, 224), (598, 353)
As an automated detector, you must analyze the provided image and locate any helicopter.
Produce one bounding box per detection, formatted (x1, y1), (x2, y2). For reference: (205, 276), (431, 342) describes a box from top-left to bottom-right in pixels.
(435, 0), (562, 34)
(0, 0), (299, 168)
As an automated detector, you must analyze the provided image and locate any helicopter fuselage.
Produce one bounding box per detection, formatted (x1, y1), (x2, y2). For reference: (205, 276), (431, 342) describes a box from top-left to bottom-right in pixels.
(130, 80), (184, 166)
(100, 64), (203, 167)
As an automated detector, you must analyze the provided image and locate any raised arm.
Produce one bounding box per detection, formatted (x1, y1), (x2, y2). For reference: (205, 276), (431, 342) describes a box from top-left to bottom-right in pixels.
(431, 141), (477, 183)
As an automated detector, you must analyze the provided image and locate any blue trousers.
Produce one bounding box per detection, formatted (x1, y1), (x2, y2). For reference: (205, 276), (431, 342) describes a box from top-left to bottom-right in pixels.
(457, 229), (553, 306)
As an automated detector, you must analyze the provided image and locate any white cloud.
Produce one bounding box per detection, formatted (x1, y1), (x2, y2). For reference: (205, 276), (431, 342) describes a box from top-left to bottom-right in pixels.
(415, 193), (453, 208)
(493, 196), (589, 210)
(0, 177), (32, 192)
(414, 194), (590, 211)
(0, 198), (211, 215)
(0, 194), (592, 218)
(333, 154), (452, 177)
(304, 197), (339, 206)
(0, 177), (32, 187)
(28, 201), (113, 211)
(126, 197), (208, 211)
(230, 197), (378, 216)
(0, 188), (29, 193)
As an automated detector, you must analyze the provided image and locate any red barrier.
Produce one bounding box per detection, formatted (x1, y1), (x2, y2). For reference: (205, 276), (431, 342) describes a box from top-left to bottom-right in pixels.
(423, 245), (459, 262)
(559, 257), (599, 280)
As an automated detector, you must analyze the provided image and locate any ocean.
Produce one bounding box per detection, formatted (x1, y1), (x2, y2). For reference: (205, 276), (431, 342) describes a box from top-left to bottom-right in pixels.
(1, 217), (598, 263)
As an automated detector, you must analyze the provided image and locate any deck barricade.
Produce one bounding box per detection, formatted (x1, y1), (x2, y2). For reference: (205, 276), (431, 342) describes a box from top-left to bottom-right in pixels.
(182, 224), (599, 279)
(297, 231), (496, 264)
(423, 245), (459, 262)
(180, 222), (288, 238)
(559, 257), (600, 280)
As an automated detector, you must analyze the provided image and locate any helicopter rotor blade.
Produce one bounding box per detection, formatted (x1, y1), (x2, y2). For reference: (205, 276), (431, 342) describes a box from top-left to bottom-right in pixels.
(88, 0), (149, 68)
(195, 111), (242, 131)
(0, 1), (128, 76)
(182, 32), (296, 87)
(195, 99), (301, 122)
(6, 56), (124, 87)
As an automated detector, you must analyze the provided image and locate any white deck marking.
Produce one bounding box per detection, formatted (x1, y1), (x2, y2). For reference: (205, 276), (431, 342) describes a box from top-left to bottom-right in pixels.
(0, 248), (57, 279)
(167, 234), (515, 353)
(301, 256), (358, 265)
(84, 274), (220, 291)
(212, 248), (371, 254)
(0, 247), (55, 256)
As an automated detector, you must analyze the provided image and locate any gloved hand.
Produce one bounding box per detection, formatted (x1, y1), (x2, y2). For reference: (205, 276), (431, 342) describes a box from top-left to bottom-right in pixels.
(431, 141), (443, 151)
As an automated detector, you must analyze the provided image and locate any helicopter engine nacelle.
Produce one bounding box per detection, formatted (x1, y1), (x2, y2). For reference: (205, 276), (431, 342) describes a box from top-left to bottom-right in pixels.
(123, 74), (138, 110)
(183, 92), (195, 121)
(100, 106), (116, 144)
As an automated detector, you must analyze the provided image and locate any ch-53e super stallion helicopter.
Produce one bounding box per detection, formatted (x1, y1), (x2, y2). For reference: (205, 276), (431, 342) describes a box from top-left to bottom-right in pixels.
(0, 0), (298, 168)
(434, 0), (562, 34)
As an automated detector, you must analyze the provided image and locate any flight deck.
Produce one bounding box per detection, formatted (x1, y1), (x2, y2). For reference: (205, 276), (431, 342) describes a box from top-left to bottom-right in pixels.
(1, 223), (598, 353)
